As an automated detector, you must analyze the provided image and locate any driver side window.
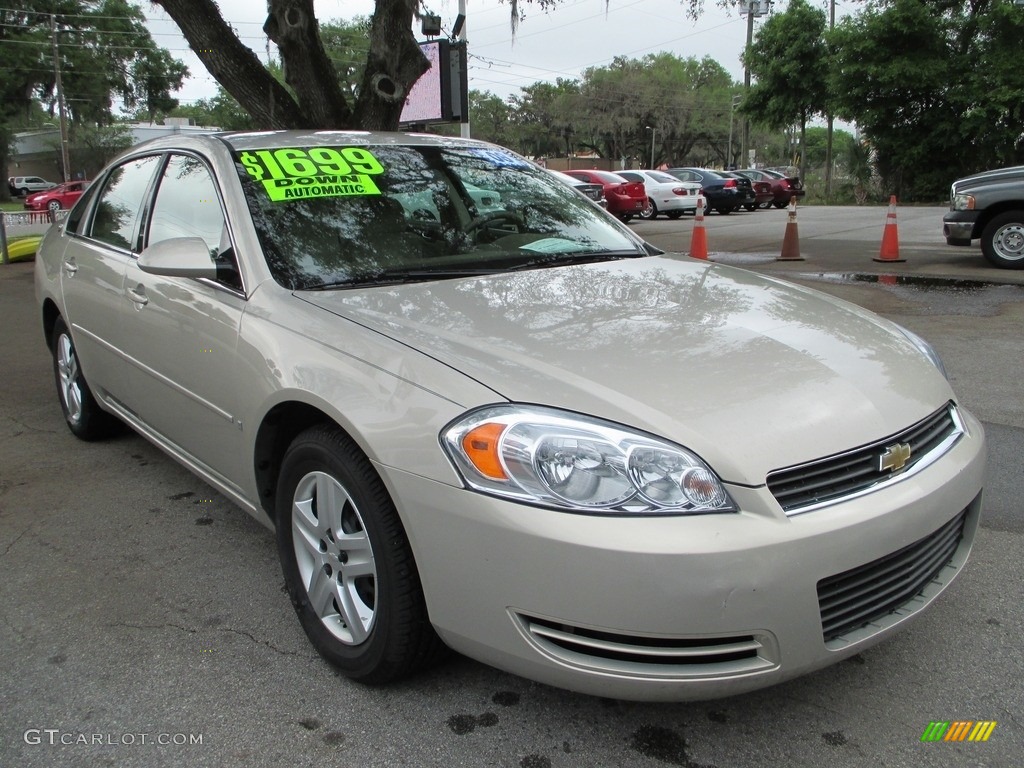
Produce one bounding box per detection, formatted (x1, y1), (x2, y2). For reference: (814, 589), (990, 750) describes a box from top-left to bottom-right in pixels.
(147, 154), (242, 291)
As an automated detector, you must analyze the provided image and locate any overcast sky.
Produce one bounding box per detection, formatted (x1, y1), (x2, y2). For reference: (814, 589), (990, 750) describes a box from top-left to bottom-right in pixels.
(144, 0), (777, 105)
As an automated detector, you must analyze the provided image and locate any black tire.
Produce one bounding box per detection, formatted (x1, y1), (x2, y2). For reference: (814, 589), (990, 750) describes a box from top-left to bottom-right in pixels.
(617, 213), (633, 223)
(48, 200), (61, 213)
(980, 212), (1024, 269)
(275, 425), (445, 684)
(715, 207), (733, 215)
(773, 200), (788, 209)
(666, 211), (683, 220)
(18, 187), (28, 197)
(51, 316), (119, 440)
(639, 198), (657, 220)
(743, 204), (757, 212)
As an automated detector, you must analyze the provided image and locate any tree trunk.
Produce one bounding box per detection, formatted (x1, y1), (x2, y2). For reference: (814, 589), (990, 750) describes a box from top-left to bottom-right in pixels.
(153, 0), (307, 129)
(264, 0), (351, 127)
(355, 0), (429, 130)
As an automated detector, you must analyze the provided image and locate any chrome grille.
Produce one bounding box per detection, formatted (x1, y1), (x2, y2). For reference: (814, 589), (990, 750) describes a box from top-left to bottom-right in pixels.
(817, 509), (967, 642)
(767, 403), (962, 514)
(517, 614), (776, 679)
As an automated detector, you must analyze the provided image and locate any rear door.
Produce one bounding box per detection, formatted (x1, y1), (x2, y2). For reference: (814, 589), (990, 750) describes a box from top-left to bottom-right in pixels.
(59, 154), (162, 406)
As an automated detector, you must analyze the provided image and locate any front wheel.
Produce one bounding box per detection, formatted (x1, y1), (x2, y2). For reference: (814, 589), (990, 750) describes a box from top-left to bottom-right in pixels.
(981, 212), (1024, 269)
(18, 187), (28, 197)
(51, 316), (119, 440)
(276, 425), (445, 684)
(666, 211), (683, 220)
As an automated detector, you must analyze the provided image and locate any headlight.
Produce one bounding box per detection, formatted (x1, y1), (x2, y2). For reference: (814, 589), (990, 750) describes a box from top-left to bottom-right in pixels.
(896, 325), (949, 381)
(951, 193), (975, 211)
(442, 405), (736, 515)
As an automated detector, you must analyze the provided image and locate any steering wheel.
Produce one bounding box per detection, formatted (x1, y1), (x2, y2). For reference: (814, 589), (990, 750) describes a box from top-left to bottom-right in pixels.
(464, 210), (526, 237)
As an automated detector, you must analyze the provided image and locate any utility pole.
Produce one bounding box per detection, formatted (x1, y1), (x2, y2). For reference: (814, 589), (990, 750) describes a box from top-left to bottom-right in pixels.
(458, 0), (470, 140)
(824, 0), (835, 201)
(50, 14), (71, 182)
(739, 0), (769, 170)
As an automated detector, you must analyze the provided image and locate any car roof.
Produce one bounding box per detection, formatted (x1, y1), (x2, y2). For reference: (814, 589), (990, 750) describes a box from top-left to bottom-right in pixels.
(218, 129), (499, 152)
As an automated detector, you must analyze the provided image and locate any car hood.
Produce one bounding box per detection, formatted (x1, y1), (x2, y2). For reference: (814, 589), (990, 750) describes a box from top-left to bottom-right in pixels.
(298, 256), (954, 485)
(953, 165), (1024, 191)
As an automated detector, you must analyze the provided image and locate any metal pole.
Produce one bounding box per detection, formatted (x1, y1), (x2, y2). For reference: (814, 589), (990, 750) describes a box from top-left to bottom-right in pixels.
(459, 0), (470, 140)
(824, 0), (835, 202)
(650, 127), (656, 168)
(51, 15), (71, 182)
(741, 9), (754, 169)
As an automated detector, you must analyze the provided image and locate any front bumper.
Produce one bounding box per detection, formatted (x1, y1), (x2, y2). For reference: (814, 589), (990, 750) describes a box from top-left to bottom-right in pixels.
(943, 211), (979, 246)
(379, 408), (986, 701)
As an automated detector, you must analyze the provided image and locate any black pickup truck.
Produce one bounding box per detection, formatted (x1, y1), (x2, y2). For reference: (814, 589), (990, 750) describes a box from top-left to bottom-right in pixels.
(942, 165), (1024, 269)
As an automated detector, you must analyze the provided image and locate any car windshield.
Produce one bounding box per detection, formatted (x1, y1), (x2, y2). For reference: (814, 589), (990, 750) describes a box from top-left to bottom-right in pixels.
(233, 144), (644, 290)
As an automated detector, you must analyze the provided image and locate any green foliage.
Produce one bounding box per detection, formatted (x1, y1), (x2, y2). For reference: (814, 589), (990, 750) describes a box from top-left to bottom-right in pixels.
(744, 0), (828, 181)
(0, 0), (187, 198)
(507, 54), (738, 166)
(828, 0), (1024, 201)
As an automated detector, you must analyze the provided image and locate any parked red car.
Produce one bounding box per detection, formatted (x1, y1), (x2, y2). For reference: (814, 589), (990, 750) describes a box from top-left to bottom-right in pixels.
(734, 168), (805, 208)
(24, 180), (90, 213)
(724, 172), (774, 210)
(562, 170), (646, 222)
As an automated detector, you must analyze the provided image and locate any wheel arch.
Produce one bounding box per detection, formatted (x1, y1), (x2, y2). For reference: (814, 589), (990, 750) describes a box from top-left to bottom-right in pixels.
(41, 298), (61, 351)
(254, 399), (346, 523)
(972, 202), (1024, 240)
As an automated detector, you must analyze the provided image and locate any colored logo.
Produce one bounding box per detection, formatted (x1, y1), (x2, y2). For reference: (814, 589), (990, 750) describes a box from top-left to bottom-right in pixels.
(921, 721), (997, 742)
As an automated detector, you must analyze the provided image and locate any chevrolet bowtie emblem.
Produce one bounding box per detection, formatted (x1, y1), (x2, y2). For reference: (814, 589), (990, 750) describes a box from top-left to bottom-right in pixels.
(879, 442), (912, 473)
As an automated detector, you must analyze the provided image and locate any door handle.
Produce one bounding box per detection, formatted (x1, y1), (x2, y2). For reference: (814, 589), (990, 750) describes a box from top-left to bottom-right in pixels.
(128, 284), (149, 307)
(63, 258), (78, 277)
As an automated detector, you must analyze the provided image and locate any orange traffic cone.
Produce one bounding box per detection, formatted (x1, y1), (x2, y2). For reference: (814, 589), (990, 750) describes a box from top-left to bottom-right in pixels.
(777, 196), (804, 261)
(689, 195), (708, 260)
(874, 195), (904, 262)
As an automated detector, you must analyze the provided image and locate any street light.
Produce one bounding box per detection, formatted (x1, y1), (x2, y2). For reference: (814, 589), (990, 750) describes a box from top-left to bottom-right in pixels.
(727, 95), (741, 169)
(646, 125), (655, 168)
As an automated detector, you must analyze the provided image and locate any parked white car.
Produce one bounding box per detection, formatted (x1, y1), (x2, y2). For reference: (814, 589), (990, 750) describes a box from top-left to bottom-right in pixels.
(9, 175), (56, 197)
(616, 169), (703, 220)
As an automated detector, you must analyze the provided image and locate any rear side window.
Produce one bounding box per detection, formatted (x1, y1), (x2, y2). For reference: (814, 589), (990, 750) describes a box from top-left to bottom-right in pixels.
(87, 155), (161, 251)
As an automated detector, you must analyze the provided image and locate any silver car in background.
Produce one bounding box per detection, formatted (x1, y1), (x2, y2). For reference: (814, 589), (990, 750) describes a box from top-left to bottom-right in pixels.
(35, 131), (986, 701)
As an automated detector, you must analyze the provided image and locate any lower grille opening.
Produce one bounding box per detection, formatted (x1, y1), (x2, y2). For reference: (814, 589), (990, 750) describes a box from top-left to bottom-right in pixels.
(817, 509), (967, 642)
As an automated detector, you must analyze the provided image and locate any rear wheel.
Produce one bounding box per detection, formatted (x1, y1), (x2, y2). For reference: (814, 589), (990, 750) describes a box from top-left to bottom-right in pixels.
(617, 213), (633, 223)
(773, 200), (788, 209)
(47, 200), (61, 213)
(51, 316), (119, 440)
(666, 211), (683, 220)
(276, 425), (445, 684)
(639, 198), (657, 220)
(743, 204), (757, 212)
(980, 212), (1024, 269)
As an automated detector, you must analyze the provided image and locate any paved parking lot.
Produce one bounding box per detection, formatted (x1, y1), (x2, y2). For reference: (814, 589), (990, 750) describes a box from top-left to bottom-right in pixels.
(2, 205), (1021, 767)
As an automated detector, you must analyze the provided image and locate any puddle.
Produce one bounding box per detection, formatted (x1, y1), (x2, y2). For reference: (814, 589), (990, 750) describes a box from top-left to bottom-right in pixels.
(792, 272), (1024, 316)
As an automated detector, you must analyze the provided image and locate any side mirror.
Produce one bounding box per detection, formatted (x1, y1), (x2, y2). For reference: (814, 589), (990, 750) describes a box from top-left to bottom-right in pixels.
(138, 237), (217, 279)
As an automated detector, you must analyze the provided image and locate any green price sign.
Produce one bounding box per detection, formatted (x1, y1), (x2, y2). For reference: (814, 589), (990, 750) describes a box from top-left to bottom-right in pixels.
(239, 147), (385, 202)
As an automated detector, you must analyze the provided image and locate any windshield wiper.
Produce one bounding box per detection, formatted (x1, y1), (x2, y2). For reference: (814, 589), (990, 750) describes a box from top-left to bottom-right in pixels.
(303, 268), (506, 290)
(301, 251), (647, 290)
(507, 250), (645, 272)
